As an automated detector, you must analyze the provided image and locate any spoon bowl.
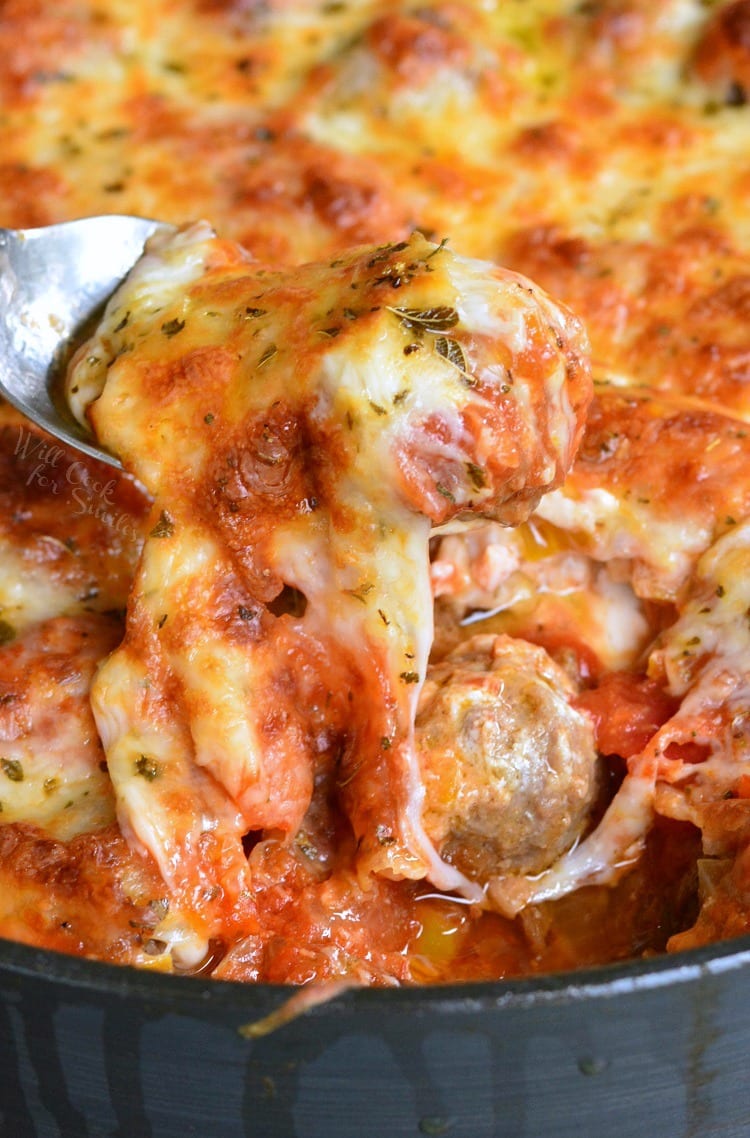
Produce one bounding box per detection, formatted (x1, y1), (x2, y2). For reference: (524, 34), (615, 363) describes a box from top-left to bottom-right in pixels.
(0, 216), (173, 468)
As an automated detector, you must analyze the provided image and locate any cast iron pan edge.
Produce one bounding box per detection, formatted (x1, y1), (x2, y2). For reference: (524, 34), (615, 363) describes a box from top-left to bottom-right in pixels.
(3, 934), (750, 1137)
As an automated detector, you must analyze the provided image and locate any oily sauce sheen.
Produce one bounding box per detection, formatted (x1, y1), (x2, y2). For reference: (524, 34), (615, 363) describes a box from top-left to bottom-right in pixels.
(1, 0), (750, 983)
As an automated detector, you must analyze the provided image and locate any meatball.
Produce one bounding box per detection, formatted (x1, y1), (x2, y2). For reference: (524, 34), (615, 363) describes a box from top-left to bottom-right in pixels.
(416, 634), (599, 881)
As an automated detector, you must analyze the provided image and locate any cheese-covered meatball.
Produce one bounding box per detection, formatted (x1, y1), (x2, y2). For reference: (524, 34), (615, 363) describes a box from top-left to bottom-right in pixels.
(67, 225), (591, 899)
(416, 634), (599, 881)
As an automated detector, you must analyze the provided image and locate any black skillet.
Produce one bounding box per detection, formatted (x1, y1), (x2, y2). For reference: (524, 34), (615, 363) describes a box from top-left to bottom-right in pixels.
(3, 931), (750, 1138)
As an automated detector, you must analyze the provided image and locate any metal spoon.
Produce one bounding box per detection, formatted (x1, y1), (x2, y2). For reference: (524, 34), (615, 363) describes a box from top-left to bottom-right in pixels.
(0, 216), (173, 470)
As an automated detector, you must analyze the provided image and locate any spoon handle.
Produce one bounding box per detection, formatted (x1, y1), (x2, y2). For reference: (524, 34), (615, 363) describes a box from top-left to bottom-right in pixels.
(0, 217), (169, 467)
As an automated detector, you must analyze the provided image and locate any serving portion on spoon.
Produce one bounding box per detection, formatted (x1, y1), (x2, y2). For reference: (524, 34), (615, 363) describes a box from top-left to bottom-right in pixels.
(0, 216), (172, 468)
(0, 216), (593, 963)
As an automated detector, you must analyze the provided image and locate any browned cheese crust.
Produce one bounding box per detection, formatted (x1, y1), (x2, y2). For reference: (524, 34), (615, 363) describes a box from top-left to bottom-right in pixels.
(2, 0), (750, 980)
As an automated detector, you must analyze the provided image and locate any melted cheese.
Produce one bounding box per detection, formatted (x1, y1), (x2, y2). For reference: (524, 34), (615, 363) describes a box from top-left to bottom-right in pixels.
(535, 387), (750, 601)
(0, 616), (119, 839)
(490, 517), (750, 915)
(66, 225), (590, 911)
(3, 0), (750, 976)
(0, 545), (80, 634)
(655, 518), (750, 700)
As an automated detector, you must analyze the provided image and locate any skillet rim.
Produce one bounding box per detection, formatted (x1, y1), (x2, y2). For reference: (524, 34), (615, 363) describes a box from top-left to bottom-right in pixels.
(3, 930), (750, 1019)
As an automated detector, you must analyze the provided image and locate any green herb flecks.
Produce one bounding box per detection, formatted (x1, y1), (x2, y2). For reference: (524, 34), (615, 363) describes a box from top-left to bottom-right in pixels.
(346, 583), (375, 604)
(134, 754), (160, 781)
(434, 334), (470, 380)
(258, 344), (278, 368)
(0, 620), (16, 646)
(426, 237), (450, 259)
(1, 758), (24, 782)
(149, 510), (175, 539)
(466, 462), (487, 490)
(389, 305), (459, 333)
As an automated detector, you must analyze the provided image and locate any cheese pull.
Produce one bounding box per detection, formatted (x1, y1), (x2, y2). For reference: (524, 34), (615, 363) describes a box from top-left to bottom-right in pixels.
(67, 224), (591, 915)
